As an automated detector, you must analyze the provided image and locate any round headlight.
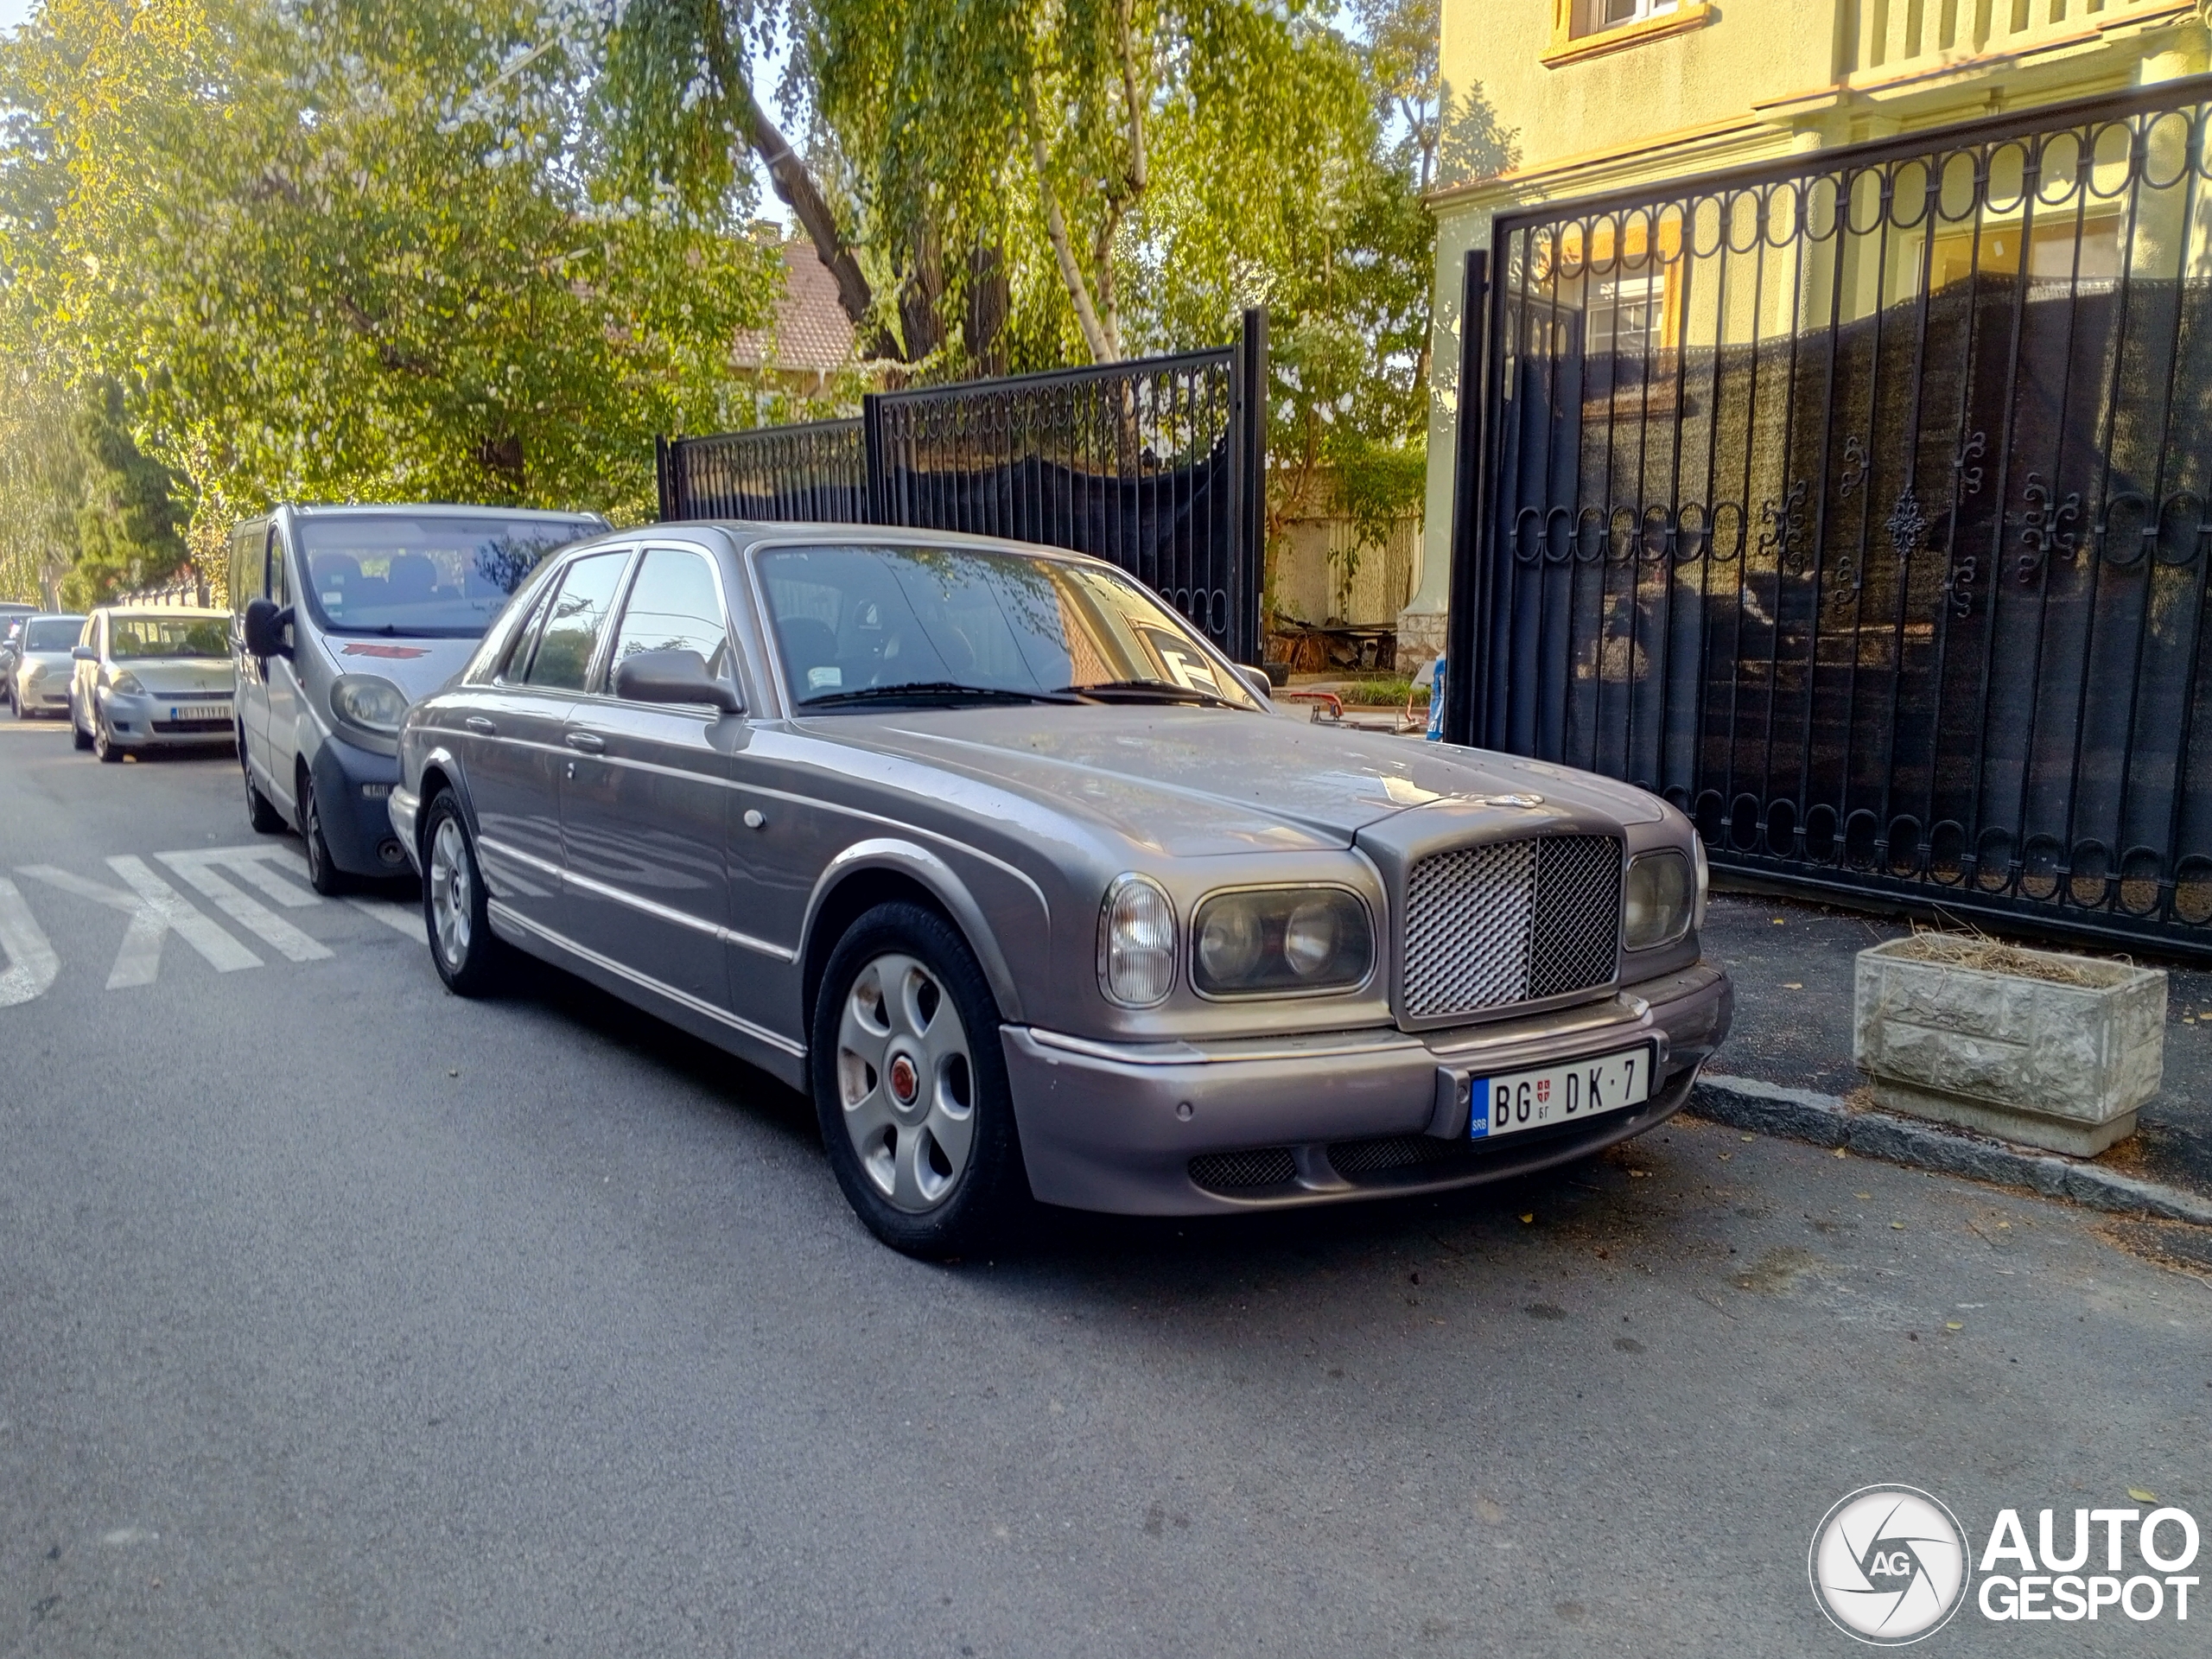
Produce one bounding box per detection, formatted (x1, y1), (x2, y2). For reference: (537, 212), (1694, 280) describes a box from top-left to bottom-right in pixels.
(1191, 888), (1373, 996)
(1098, 875), (1177, 1007)
(1624, 849), (1694, 950)
(330, 673), (409, 735)
(1198, 902), (1263, 984)
(1281, 900), (1340, 979)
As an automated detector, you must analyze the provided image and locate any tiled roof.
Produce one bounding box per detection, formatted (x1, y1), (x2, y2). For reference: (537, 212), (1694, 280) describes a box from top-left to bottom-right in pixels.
(732, 242), (858, 375)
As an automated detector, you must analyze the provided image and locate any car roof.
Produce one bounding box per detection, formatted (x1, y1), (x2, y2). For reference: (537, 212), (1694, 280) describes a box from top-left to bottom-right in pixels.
(25, 613), (86, 622)
(99, 606), (227, 619)
(692, 520), (1125, 571)
(287, 502), (604, 522)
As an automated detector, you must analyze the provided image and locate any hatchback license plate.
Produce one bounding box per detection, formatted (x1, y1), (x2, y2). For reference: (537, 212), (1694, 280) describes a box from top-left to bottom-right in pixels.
(1471, 1046), (1651, 1141)
(171, 704), (225, 722)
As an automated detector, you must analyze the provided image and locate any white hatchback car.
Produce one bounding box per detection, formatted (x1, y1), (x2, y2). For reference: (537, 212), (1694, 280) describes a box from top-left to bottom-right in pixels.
(68, 607), (236, 762)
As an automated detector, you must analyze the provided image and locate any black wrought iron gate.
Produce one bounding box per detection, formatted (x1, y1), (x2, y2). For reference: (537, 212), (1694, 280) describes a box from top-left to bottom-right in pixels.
(1447, 78), (2212, 957)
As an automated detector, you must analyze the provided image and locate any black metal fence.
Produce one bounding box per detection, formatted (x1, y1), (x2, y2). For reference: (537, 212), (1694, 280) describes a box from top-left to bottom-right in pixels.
(658, 312), (1268, 664)
(1449, 79), (2212, 957)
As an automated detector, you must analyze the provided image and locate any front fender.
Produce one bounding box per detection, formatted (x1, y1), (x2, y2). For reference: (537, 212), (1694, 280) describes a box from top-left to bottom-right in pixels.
(799, 837), (1041, 1026)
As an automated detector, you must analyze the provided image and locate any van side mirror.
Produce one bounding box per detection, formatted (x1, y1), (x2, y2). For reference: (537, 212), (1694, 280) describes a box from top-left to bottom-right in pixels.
(243, 598), (293, 660)
(71, 645), (96, 663)
(612, 648), (741, 713)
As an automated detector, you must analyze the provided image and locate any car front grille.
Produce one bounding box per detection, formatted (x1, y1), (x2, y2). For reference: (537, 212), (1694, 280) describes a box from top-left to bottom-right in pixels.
(1402, 835), (1622, 1020)
(151, 718), (232, 734)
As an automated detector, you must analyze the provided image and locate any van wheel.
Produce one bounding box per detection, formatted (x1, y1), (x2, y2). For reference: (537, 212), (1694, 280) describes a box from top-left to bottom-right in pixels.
(422, 791), (505, 995)
(243, 741), (284, 832)
(810, 902), (1028, 1257)
(298, 770), (348, 895)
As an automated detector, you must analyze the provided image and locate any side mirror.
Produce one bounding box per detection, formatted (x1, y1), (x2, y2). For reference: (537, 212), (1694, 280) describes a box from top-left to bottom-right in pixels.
(243, 598), (293, 660)
(1234, 664), (1273, 702)
(613, 648), (741, 713)
(71, 645), (96, 663)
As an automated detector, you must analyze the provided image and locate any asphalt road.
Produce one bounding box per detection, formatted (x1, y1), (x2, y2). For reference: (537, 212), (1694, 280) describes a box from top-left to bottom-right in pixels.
(3, 721), (2209, 1657)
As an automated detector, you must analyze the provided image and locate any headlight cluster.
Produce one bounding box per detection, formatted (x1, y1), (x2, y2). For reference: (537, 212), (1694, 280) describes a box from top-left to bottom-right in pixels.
(109, 670), (145, 696)
(1624, 849), (1695, 950)
(1193, 888), (1373, 996)
(1098, 877), (1376, 1006)
(330, 673), (409, 736)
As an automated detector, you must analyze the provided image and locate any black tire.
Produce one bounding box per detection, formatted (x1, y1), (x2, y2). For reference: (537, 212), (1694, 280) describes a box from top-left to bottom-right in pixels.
(93, 709), (123, 762)
(297, 768), (349, 895)
(243, 741), (285, 832)
(420, 790), (505, 995)
(70, 695), (92, 749)
(810, 901), (1028, 1257)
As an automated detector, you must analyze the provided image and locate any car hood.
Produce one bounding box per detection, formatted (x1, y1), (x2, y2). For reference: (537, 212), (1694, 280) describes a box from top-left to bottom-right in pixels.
(313, 635), (483, 703)
(19, 650), (74, 674)
(119, 658), (234, 696)
(794, 705), (1663, 856)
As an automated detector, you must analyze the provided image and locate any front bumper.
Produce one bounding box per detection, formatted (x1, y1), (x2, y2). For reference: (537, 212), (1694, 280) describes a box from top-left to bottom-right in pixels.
(308, 734), (406, 876)
(1001, 961), (1732, 1215)
(99, 690), (236, 748)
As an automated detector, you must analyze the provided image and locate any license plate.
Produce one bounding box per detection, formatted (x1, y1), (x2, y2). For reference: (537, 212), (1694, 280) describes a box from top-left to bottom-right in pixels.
(170, 704), (225, 722)
(1470, 1046), (1652, 1141)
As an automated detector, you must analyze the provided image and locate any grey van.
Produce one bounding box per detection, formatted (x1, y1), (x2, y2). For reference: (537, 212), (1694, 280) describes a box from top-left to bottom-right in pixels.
(230, 504), (603, 892)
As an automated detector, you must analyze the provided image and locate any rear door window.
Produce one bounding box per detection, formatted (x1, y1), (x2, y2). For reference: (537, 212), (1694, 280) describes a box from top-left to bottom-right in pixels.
(522, 552), (630, 692)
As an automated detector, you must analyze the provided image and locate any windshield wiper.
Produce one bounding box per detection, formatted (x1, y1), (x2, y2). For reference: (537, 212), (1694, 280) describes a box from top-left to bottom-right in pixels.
(798, 681), (1084, 709)
(1058, 678), (1246, 709)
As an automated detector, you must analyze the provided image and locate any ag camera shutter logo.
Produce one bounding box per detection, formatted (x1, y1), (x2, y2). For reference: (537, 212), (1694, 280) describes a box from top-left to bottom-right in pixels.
(1810, 1485), (1972, 1644)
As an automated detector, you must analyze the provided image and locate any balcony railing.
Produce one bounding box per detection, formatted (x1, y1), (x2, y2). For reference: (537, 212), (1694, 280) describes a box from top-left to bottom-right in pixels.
(1842, 0), (2193, 84)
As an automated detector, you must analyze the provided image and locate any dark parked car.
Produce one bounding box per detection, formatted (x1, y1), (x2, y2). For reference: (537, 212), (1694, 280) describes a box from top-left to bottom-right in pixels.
(391, 526), (1732, 1255)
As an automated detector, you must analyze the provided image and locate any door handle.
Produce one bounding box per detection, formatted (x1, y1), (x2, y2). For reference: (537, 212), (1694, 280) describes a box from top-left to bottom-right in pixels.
(565, 731), (605, 753)
(463, 715), (496, 735)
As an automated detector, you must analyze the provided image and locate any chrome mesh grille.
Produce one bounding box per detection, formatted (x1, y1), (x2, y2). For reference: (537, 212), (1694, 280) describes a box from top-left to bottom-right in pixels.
(1187, 1149), (1297, 1192)
(1402, 836), (1622, 1020)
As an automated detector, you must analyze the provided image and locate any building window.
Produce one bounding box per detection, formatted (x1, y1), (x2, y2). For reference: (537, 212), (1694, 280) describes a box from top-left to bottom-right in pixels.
(1546, 0), (1709, 65)
(1576, 0), (1676, 35)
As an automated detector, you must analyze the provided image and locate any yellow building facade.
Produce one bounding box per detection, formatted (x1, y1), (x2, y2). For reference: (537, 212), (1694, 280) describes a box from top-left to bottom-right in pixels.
(1403, 0), (2212, 660)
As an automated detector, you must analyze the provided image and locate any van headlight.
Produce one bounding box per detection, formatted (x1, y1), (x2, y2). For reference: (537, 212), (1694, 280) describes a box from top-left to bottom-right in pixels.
(1192, 887), (1373, 996)
(1098, 874), (1177, 1007)
(330, 673), (409, 736)
(1624, 849), (1695, 950)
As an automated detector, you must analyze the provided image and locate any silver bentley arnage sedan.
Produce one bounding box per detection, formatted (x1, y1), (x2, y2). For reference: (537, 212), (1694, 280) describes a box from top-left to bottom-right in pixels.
(391, 525), (1732, 1255)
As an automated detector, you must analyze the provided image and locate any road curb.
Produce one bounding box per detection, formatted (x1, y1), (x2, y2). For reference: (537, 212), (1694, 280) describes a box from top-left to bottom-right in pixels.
(1688, 1074), (2212, 1226)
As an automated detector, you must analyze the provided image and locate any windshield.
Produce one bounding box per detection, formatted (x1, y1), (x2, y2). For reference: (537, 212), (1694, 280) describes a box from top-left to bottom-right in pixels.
(757, 544), (1261, 712)
(109, 616), (226, 658)
(24, 619), (85, 651)
(297, 514), (600, 638)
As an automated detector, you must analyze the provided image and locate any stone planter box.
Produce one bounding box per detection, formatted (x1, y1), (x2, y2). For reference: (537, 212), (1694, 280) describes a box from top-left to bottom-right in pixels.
(1853, 936), (2165, 1157)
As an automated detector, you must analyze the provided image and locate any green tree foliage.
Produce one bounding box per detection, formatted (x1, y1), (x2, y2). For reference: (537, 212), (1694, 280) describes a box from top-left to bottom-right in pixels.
(1, 0), (779, 563)
(67, 376), (189, 607)
(0, 368), (84, 605)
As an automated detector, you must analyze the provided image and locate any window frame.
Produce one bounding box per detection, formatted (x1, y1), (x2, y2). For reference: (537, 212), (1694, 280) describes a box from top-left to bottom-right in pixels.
(1546, 0), (1709, 67)
(518, 547), (636, 696)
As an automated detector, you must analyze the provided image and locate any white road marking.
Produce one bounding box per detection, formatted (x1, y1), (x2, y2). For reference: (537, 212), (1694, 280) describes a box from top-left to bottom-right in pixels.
(0, 877), (60, 1007)
(21, 858), (263, 985)
(156, 850), (332, 963)
(347, 896), (427, 944)
(185, 844), (320, 908)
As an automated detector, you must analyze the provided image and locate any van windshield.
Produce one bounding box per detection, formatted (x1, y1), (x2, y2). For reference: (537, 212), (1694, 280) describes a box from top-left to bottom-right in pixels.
(296, 514), (600, 638)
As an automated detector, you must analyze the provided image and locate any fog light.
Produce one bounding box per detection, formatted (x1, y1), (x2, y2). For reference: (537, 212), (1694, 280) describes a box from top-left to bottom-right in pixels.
(376, 839), (408, 867)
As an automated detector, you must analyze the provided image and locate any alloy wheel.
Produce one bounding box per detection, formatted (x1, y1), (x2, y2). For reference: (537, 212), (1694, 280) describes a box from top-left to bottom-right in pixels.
(835, 951), (977, 1213)
(428, 815), (473, 970)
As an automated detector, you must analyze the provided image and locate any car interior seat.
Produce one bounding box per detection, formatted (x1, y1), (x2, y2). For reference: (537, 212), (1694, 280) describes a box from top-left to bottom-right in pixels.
(386, 554), (437, 607)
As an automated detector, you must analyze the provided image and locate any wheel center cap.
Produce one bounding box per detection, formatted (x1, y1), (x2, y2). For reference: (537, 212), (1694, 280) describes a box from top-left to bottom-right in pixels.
(887, 1053), (920, 1107)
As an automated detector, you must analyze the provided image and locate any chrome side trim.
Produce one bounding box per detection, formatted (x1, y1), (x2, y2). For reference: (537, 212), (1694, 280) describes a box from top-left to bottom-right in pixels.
(480, 833), (797, 963)
(487, 899), (806, 1058)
